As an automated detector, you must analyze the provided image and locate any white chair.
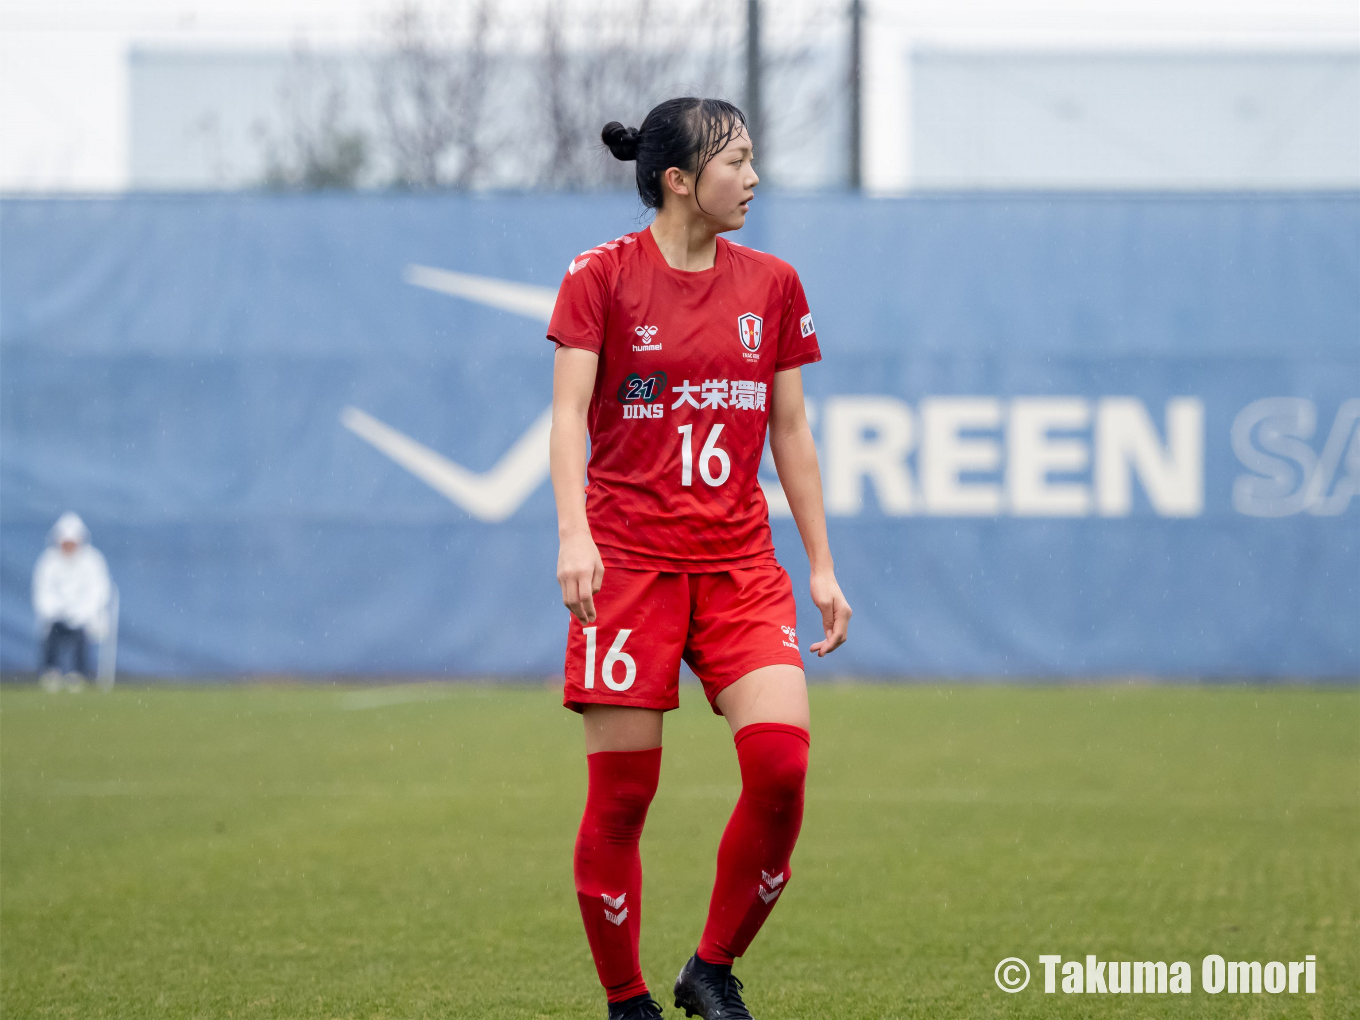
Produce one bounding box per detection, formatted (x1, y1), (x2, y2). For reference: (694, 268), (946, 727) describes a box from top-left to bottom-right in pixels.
(95, 584), (119, 691)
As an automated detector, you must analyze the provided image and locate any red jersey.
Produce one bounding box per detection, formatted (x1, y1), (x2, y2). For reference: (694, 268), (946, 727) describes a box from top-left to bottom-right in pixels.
(548, 227), (821, 571)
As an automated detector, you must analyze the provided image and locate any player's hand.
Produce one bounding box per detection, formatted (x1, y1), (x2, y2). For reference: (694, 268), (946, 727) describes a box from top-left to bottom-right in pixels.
(558, 531), (605, 624)
(808, 568), (851, 656)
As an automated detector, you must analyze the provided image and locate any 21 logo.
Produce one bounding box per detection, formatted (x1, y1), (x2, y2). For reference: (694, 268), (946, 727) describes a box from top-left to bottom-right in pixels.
(617, 371), (668, 404)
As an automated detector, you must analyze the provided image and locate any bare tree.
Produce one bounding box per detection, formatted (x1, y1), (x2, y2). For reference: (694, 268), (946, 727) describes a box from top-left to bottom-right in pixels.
(745, 0), (849, 187)
(528, 0), (847, 191)
(533, 0), (739, 190)
(256, 48), (370, 190)
(373, 0), (497, 188)
(254, 0), (847, 191)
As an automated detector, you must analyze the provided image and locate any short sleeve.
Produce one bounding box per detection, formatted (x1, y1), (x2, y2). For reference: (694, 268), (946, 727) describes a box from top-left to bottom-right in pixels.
(774, 268), (822, 371)
(547, 253), (611, 354)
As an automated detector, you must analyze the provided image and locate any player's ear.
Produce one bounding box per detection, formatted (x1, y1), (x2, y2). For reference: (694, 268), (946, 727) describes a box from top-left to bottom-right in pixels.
(662, 166), (691, 199)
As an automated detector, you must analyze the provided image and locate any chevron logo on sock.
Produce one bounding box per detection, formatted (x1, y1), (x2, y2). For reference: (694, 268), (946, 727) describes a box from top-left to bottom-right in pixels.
(604, 906), (629, 926)
(601, 892), (626, 910)
(758, 870), (785, 904)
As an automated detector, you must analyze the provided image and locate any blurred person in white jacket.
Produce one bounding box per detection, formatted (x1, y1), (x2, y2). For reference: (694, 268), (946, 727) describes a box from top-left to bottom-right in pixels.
(32, 512), (111, 692)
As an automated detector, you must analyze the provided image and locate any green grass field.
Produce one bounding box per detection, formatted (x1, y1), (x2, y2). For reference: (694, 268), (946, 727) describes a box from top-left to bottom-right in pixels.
(1, 681), (1356, 1019)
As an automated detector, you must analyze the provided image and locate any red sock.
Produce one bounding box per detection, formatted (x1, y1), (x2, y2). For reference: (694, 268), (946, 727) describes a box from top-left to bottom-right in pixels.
(697, 722), (810, 966)
(574, 746), (662, 1002)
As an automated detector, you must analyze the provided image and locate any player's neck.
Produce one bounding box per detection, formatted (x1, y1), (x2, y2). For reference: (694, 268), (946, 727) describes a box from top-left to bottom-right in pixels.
(648, 212), (720, 273)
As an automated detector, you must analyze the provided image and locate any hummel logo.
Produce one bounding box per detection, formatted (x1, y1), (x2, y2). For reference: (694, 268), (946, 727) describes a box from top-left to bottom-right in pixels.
(602, 891), (629, 926)
(758, 869), (785, 903)
(633, 324), (661, 351)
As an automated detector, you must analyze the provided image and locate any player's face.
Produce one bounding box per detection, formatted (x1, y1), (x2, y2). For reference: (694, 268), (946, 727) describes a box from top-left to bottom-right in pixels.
(694, 126), (759, 231)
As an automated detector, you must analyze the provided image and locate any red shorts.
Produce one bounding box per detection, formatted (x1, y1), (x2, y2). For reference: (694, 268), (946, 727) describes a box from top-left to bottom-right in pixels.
(563, 563), (804, 716)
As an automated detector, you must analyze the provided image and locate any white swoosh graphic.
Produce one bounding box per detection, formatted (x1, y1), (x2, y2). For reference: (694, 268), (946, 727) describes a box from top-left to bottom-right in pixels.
(341, 405), (551, 522)
(356, 265), (789, 520)
(405, 264), (557, 322)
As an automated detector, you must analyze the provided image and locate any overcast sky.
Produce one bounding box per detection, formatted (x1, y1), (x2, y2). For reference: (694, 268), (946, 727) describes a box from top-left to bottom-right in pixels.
(2, 0), (1356, 191)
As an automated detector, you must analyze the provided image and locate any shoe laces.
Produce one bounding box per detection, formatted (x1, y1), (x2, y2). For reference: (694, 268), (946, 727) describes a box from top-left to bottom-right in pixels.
(615, 994), (664, 1020)
(712, 973), (752, 1019)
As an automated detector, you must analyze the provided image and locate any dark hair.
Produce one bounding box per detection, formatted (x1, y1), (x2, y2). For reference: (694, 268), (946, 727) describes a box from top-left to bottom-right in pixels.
(602, 98), (748, 210)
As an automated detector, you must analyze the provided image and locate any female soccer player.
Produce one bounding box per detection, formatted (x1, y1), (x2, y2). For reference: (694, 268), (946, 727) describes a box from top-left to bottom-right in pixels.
(547, 97), (851, 1020)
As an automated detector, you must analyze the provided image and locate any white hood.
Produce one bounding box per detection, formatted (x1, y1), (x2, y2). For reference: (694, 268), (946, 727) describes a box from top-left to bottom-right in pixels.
(51, 511), (90, 546)
(33, 514), (111, 639)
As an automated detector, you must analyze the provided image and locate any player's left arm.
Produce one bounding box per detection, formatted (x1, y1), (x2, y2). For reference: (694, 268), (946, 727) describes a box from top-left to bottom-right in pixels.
(768, 367), (851, 656)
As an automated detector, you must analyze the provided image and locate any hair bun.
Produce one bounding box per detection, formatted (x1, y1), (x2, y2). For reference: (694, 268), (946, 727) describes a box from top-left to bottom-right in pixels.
(601, 121), (641, 161)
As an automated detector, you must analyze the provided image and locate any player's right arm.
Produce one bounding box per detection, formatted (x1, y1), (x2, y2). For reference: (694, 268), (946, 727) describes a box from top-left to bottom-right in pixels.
(551, 345), (604, 624)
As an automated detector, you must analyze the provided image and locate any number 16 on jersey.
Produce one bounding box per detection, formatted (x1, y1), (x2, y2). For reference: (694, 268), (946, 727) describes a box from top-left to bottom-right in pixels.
(582, 627), (637, 691)
(678, 424), (731, 486)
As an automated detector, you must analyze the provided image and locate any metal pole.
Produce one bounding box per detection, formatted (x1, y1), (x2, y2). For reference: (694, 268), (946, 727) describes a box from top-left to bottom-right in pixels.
(849, 0), (863, 190)
(746, 0), (762, 158)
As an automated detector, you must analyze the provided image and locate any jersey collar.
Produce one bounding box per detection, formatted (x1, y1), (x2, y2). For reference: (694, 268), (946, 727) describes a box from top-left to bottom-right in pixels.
(640, 224), (728, 279)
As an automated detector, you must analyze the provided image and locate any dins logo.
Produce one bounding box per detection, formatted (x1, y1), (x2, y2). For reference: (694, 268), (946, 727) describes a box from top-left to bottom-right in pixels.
(618, 371), (667, 419)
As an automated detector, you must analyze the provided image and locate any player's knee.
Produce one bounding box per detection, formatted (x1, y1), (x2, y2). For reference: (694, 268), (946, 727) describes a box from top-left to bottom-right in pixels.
(582, 746), (662, 839)
(588, 775), (659, 839)
(739, 731), (808, 808)
(603, 781), (657, 825)
(756, 753), (807, 806)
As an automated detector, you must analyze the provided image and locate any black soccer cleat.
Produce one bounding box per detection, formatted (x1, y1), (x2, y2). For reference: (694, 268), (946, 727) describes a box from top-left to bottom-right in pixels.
(673, 953), (754, 1019)
(607, 992), (665, 1020)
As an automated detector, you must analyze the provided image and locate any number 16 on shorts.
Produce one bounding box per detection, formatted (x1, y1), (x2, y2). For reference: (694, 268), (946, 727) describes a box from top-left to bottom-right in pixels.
(582, 627), (637, 691)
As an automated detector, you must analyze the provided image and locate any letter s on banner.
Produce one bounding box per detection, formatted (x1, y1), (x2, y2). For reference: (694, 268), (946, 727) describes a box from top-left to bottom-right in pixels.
(1231, 398), (1317, 517)
(1232, 397), (1360, 517)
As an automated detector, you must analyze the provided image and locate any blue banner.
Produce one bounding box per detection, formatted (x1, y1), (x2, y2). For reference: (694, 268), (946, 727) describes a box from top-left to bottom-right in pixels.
(2, 193), (1356, 677)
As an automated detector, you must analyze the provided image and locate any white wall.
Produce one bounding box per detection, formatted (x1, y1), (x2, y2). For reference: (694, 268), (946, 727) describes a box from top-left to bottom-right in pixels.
(908, 51), (1360, 190)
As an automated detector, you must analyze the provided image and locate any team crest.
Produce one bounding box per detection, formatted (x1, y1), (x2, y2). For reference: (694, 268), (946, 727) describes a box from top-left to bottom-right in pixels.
(737, 313), (763, 353)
